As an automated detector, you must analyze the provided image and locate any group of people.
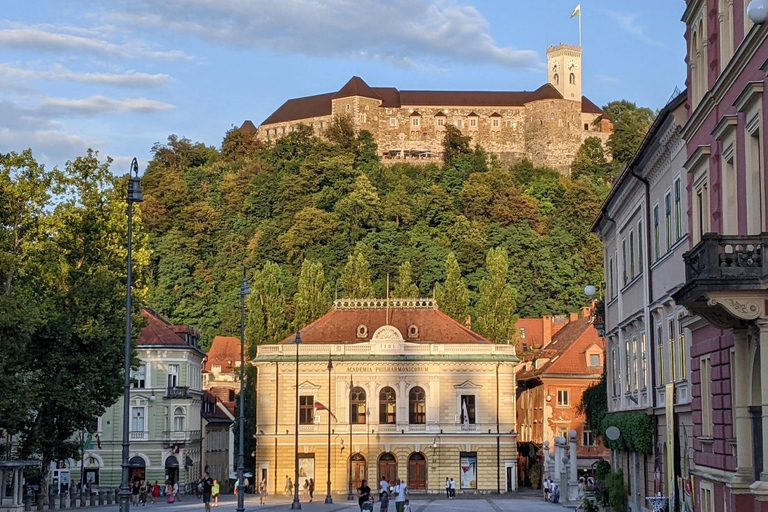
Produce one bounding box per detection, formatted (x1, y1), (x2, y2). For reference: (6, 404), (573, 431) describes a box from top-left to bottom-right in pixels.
(542, 478), (560, 504)
(443, 478), (457, 499)
(356, 477), (410, 512)
(129, 480), (164, 506)
(282, 476), (315, 503)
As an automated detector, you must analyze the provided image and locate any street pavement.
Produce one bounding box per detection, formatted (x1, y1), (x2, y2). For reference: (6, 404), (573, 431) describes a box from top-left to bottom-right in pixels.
(120, 491), (569, 512)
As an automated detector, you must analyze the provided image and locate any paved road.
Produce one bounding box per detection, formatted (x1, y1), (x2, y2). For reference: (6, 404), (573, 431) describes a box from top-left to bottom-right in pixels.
(126, 491), (568, 512)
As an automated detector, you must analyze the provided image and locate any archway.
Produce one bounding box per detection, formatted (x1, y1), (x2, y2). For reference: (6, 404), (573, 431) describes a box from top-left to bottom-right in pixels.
(407, 453), (426, 490)
(165, 455), (180, 486)
(751, 344), (763, 480)
(378, 453), (397, 485)
(129, 456), (146, 482)
(351, 454), (367, 492)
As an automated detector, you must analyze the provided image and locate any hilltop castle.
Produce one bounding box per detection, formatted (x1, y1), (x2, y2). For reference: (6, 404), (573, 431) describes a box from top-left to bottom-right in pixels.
(241, 45), (612, 173)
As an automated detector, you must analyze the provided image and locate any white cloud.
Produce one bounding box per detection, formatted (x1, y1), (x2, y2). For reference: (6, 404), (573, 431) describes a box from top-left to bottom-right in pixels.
(0, 63), (169, 87)
(607, 12), (663, 48)
(39, 95), (175, 116)
(107, 0), (541, 70)
(596, 74), (619, 84)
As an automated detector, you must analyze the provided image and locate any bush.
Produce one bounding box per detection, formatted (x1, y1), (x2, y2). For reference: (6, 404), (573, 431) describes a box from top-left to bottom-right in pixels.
(606, 470), (628, 512)
(581, 496), (600, 512)
(595, 459), (611, 482)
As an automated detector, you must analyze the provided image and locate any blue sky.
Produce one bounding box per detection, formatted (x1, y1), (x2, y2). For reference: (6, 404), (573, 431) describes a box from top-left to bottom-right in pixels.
(0, 0), (687, 172)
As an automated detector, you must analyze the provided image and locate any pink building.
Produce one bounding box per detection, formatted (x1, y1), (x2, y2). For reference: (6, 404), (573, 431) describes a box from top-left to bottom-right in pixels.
(673, 2), (768, 511)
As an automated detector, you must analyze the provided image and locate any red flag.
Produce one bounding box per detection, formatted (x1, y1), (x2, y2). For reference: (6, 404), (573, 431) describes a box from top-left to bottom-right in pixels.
(314, 401), (337, 421)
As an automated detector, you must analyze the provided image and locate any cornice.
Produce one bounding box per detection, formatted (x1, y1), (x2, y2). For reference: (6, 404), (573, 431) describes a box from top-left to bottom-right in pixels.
(684, 145), (711, 173)
(681, 0), (705, 25)
(711, 114), (738, 140)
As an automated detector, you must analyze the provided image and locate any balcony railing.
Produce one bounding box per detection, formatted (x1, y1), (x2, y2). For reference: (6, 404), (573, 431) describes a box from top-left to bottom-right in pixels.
(165, 386), (191, 399)
(163, 430), (202, 442)
(130, 431), (148, 441)
(684, 234), (768, 283)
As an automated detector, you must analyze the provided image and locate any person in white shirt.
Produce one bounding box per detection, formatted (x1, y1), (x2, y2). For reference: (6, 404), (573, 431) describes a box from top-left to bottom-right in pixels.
(449, 478), (455, 498)
(445, 478), (450, 499)
(392, 479), (407, 512)
(379, 478), (389, 500)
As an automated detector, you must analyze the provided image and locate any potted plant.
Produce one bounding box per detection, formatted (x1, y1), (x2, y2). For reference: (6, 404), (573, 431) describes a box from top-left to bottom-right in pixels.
(529, 462), (542, 490)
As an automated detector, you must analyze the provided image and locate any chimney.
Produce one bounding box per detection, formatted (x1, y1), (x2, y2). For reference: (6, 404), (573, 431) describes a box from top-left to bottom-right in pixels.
(542, 316), (553, 345)
(569, 312), (579, 323)
(464, 315), (472, 330)
(581, 306), (592, 318)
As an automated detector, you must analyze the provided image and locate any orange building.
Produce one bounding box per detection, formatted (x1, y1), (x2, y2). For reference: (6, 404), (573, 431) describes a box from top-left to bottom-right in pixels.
(203, 336), (243, 414)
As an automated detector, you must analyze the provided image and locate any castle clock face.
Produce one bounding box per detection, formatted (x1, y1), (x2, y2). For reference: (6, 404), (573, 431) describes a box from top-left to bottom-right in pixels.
(568, 60), (578, 71)
(552, 62), (560, 73)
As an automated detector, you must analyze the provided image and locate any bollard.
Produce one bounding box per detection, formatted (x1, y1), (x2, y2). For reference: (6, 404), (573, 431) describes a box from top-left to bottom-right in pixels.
(36, 491), (44, 511)
(114, 489), (119, 505)
(49, 489), (57, 510)
(89, 492), (95, 507)
(24, 494), (32, 511)
(79, 493), (86, 508)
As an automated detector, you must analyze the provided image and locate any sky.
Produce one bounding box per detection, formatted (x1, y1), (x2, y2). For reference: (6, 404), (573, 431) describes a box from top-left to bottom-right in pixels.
(0, 0), (687, 173)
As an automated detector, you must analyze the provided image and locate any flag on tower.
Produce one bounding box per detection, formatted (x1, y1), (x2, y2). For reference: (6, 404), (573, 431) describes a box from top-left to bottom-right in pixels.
(571, 4), (581, 18)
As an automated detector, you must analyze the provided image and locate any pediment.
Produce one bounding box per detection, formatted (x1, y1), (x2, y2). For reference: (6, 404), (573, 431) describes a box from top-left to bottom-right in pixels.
(454, 380), (482, 390)
(298, 380), (321, 391)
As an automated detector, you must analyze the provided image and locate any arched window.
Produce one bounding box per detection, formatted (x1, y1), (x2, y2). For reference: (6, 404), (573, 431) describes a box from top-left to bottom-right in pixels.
(350, 387), (367, 424)
(409, 387), (426, 424)
(569, 73), (575, 85)
(173, 407), (186, 431)
(553, 73), (559, 85)
(379, 387), (396, 424)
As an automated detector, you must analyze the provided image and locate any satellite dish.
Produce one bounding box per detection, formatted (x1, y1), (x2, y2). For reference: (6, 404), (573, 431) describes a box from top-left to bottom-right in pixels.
(606, 426), (620, 441)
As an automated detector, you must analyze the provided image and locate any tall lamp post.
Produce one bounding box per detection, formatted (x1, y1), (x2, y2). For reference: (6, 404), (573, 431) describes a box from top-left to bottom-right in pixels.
(292, 331), (302, 510)
(325, 355), (333, 504)
(347, 375), (354, 501)
(237, 268), (250, 512)
(120, 158), (143, 512)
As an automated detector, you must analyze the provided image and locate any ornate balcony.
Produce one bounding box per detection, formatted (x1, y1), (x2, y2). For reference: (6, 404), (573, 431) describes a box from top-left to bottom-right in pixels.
(165, 386), (191, 399)
(673, 234), (768, 328)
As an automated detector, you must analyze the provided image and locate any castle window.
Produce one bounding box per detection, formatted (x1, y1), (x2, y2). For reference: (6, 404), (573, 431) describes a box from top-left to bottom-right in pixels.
(281, 127), (286, 135)
(584, 123), (589, 131)
(569, 73), (575, 84)
(358, 114), (366, 123)
(456, 119), (463, 128)
(412, 117), (420, 127)
(389, 118), (397, 127)
(554, 73), (559, 85)
(319, 121), (324, 129)
(492, 118), (500, 128)
(550, 101), (555, 109)
(550, 113), (556, 120)
(290, 126), (294, 132)
(469, 118), (477, 128)
(346, 104), (351, 111)
(437, 118), (445, 126)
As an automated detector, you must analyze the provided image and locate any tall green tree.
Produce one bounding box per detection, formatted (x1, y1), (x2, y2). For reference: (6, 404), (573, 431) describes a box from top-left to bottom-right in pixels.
(434, 252), (470, 323)
(571, 136), (610, 182)
(393, 261), (419, 298)
(603, 100), (655, 165)
(294, 260), (332, 328)
(246, 261), (291, 348)
(340, 251), (375, 298)
(475, 247), (518, 344)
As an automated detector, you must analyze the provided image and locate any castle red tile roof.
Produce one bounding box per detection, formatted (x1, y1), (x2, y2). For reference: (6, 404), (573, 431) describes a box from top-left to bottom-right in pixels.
(515, 316), (568, 348)
(139, 308), (192, 347)
(256, 77), (599, 126)
(204, 336), (243, 373)
(281, 302), (490, 344)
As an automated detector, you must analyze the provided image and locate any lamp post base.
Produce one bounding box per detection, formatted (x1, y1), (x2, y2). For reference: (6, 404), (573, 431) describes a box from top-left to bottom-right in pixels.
(118, 488), (131, 512)
(291, 499), (302, 509)
(347, 492), (354, 501)
(324, 495), (333, 504)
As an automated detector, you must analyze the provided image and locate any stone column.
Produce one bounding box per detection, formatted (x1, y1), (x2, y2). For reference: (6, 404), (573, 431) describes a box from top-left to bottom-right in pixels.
(542, 441), (550, 481)
(759, 320), (768, 481)
(732, 330), (753, 480)
(568, 431), (579, 504)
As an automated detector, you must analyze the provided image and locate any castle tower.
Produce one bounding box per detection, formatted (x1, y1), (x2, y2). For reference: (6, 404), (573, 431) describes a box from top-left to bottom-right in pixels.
(546, 44), (582, 102)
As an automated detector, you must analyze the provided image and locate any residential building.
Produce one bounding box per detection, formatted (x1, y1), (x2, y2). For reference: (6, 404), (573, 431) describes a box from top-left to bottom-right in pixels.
(85, 309), (205, 490)
(671, 2), (768, 511)
(241, 44), (613, 173)
(252, 298), (518, 495)
(593, 90), (693, 512)
(203, 336), (243, 414)
(516, 309), (610, 485)
(515, 315), (570, 351)
(201, 392), (235, 493)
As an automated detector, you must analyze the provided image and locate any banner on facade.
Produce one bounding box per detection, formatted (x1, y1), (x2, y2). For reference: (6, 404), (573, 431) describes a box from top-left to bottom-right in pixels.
(460, 452), (477, 489)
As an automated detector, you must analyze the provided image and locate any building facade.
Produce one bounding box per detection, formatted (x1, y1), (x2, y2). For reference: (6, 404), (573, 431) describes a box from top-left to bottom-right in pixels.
(594, 91), (694, 512)
(671, 2), (768, 511)
(253, 299), (518, 496)
(203, 335), (243, 414)
(201, 392), (235, 493)
(516, 310), (610, 484)
(242, 45), (612, 173)
(87, 309), (205, 490)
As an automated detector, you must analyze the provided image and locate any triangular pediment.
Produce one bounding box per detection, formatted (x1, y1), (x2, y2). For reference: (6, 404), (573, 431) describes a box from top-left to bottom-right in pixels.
(454, 380), (482, 390)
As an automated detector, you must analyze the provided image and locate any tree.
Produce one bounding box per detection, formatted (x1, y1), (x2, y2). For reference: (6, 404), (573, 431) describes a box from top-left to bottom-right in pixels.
(325, 114), (357, 153)
(603, 100), (655, 165)
(579, 371), (608, 438)
(393, 261), (419, 298)
(442, 125), (472, 164)
(340, 251), (375, 298)
(294, 260), (332, 328)
(571, 136), (610, 182)
(246, 261), (291, 347)
(434, 252), (470, 323)
(334, 174), (381, 230)
(475, 247), (518, 344)
(221, 125), (263, 160)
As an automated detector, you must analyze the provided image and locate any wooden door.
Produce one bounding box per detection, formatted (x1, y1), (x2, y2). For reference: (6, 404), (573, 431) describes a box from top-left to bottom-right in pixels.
(378, 454), (397, 485)
(407, 454), (426, 490)
(351, 455), (367, 491)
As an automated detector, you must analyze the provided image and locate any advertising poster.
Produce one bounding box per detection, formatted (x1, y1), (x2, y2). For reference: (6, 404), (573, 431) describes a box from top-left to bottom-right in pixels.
(460, 453), (477, 489)
(298, 456), (315, 483)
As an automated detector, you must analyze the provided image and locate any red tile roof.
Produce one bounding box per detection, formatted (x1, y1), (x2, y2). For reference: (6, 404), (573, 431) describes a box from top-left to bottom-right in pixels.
(581, 96), (604, 114)
(261, 92), (335, 125)
(331, 76), (382, 101)
(202, 391), (235, 423)
(515, 317), (568, 348)
(139, 308), (191, 347)
(281, 303), (490, 344)
(204, 336), (243, 373)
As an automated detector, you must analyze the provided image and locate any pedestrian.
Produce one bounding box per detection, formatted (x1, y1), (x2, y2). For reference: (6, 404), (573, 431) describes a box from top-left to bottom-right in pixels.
(393, 479), (406, 512)
(201, 472), (214, 512)
(403, 499), (411, 512)
(244, 477), (250, 494)
(173, 481), (181, 502)
(211, 480), (219, 507)
(285, 476), (292, 496)
(131, 481), (140, 506)
(357, 479), (371, 512)
(549, 480), (556, 503)
(553, 484), (560, 504)
(445, 478), (450, 499)
(543, 478), (550, 501)
(379, 477), (389, 500)
(302, 479), (309, 502)
(308, 478), (315, 502)
(449, 478), (455, 499)
(260, 478), (267, 505)
(380, 491), (389, 512)
(139, 481), (148, 506)
(151, 482), (160, 504)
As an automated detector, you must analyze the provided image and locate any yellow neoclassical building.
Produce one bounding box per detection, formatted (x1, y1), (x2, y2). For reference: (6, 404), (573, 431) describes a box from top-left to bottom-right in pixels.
(252, 299), (519, 496)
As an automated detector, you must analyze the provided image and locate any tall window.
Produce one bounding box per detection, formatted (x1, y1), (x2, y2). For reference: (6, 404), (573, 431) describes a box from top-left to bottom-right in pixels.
(350, 387), (367, 424)
(719, 0), (734, 67)
(637, 221), (643, 271)
(132, 364), (146, 389)
(679, 326), (687, 381)
(701, 357), (713, 436)
(632, 337), (639, 391)
(167, 364), (179, 388)
(131, 407), (145, 431)
(379, 387), (396, 424)
(629, 231), (635, 280)
(173, 407), (186, 431)
(653, 205), (660, 260)
(557, 390), (570, 406)
(625, 340), (632, 392)
(669, 319), (678, 382)
(299, 395), (314, 425)
(640, 333), (647, 390)
(665, 192), (672, 250)
(674, 178), (682, 240)
(611, 348), (619, 396)
(657, 325), (665, 386)
(583, 428), (595, 447)
(569, 73), (575, 84)
(746, 126), (764, 235)
(460, 395), (476, 424)
(609, 257), (615, 299)
(408, 387), (426, 424)
(622, 239), (628, 286)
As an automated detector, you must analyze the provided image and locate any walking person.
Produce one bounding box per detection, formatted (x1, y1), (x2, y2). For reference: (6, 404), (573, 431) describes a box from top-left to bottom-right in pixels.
(308, 478), (315, 502)
(173, 481), (181, 502)
(139, 480), (148, 506)
(200, 472), (214, 512)
(211, 480), (219, 507)
(259, 478), (267, 505)
(356, 479), (371, 512)
(380, 491), (389, 512)
(131, 481), (140, 506)
(151, 482), (160, 504)
(449, 478), (455, 499)
(284, 476), (292, 496)
(445, 478), (450, 499)
(392, 479), (406, 512)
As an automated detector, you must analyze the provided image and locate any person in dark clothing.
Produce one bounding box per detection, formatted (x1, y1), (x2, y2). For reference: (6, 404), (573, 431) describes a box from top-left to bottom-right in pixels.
(308, 479), (315, 502)
(200, 472), (214, 512)
(357, 480), (371, 512)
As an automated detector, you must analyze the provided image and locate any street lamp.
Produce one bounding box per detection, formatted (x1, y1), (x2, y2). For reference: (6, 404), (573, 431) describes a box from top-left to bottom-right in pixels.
(347, 375), (354, 501)
(120, 158), (143, 512)
(325, 355), (333, 504)
(237, 267), (250, 512)
(292, 331), (302, 510)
